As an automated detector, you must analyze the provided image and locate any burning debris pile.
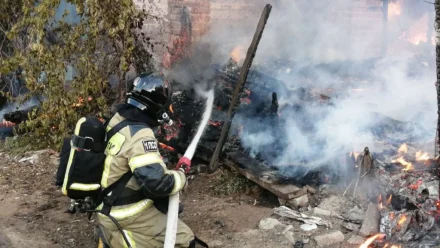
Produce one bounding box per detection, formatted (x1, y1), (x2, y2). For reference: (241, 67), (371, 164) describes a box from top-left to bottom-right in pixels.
(154, 49), (440, 246)
(366, 143), (440, 247)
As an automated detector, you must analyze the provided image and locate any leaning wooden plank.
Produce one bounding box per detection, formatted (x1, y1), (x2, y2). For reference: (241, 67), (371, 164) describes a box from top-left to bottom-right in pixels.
(209, 4), (273, 172)
(223, 158), (305, 200)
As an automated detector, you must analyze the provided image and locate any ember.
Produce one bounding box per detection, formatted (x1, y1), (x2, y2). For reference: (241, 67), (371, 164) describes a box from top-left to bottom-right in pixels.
(208, 120), (221, 127)
(397, 215), (407, 226)
(389, 212), (395, 220)
(383, 244), (401, 248)
(359, 233), (384, 248)
(408, 179), (423, 190)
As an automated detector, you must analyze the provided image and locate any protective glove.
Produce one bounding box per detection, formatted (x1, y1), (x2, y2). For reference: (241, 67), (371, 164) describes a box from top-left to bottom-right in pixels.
(175, 156), (191, 174)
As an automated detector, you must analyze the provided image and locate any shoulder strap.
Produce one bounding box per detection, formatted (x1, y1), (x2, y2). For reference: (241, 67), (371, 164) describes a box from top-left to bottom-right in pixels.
(99, 172), (132, 216)
(99, 119), (149, 216)
(106, 119), (148, 141)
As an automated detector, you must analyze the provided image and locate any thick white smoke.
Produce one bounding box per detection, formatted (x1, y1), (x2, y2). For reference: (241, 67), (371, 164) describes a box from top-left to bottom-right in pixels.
(200, 0), (437, 170)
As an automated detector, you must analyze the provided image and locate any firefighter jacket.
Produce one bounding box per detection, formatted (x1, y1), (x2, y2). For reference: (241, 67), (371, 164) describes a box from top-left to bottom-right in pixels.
(96, 105), (186, 220)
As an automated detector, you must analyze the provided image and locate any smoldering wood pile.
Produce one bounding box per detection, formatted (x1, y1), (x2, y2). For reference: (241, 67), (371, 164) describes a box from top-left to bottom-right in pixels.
(338, 141), (440, 247)
(159, 58), (440, 247)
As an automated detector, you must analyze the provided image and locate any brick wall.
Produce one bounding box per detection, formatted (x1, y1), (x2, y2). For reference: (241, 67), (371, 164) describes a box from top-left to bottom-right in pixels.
(134, 0), (170, 69)
(169, 0), (210, 39)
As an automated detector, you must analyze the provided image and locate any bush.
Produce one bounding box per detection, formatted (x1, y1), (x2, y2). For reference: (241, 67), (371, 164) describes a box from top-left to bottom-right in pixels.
(0, 0), (155, 150)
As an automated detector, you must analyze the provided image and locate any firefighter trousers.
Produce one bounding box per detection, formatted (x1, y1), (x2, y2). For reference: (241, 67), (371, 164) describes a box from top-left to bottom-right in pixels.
(97, 205), (194, 248)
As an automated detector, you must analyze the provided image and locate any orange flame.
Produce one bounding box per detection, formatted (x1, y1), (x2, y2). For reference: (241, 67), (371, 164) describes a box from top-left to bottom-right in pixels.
(408, 33), (427, 45)
(391, 156), (413, 171)
(230, 46), (245, 63)
(415, 151), (430, 162)
(378, 194), (383, 210)
(386, 195), (392, 205)
(388, 1), (402, 19)
(384, 244), (401, 248)
(351, 151), (360, 161)
(389, 212), (395, 220)
(398, 215), (407, 225)
(398, 143), (408, 154)
(403, 14), (432, 46)
(359, 234), (385, 248)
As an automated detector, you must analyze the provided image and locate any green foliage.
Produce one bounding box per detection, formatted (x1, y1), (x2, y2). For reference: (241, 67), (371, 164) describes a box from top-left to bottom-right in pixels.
(0, 0), (152, 150)
(213, 170), (252, 196)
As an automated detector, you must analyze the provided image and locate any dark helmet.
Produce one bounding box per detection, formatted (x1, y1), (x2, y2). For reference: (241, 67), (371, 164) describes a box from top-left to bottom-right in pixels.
(126, 73), (173, 124)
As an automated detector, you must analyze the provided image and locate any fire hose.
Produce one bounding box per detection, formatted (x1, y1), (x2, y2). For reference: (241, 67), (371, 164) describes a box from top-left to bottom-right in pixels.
(164, 89), (214, 248)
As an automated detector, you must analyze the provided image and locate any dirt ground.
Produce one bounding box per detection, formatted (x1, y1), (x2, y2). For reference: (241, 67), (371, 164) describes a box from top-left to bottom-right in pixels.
(0, 149), (297, 248)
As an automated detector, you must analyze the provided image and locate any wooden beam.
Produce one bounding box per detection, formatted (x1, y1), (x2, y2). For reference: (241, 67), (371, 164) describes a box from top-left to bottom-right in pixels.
(208, 4), (272, 172)
(222, 159), (306, 200)
(435, 0), (440, 191)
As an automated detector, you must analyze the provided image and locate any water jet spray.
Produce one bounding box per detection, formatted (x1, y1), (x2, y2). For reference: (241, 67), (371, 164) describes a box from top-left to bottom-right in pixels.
(164, 89), (214, 248)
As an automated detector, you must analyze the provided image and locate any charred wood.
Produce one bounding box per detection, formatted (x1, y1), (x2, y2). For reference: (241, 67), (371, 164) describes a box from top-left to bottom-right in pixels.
(226, 150), (327, 187)
(209, 4), (273, 172)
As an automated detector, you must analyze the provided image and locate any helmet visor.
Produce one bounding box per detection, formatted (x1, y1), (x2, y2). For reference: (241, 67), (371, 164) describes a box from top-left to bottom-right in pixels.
(132, 74), (171, 105)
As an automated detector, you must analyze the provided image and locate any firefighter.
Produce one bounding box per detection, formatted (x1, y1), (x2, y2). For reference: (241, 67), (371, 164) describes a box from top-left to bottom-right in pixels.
(96, 72), (197, 248)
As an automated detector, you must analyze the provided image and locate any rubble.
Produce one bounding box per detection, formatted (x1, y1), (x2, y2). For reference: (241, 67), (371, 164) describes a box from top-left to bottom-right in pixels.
(346, 235), (365, 245)
(300, 223), (317, 231)
(284, 231), (295, 244)
(317, 195), (341, 213)
(18, 154), (39, 164)
(347, 205), (365, 222)
(287, 194), (309, 208)
(273, 206), (332, 228)
(304, 185), (316, 194)
(341, 222), (360, 231)
(281, 225), (293, 235)
(313, 207), (332, 217)
(313, 231), (345, 247)
(417, 181), (439, 199)
(359, 202), (380, 237)
(258, 218), (281, 230)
